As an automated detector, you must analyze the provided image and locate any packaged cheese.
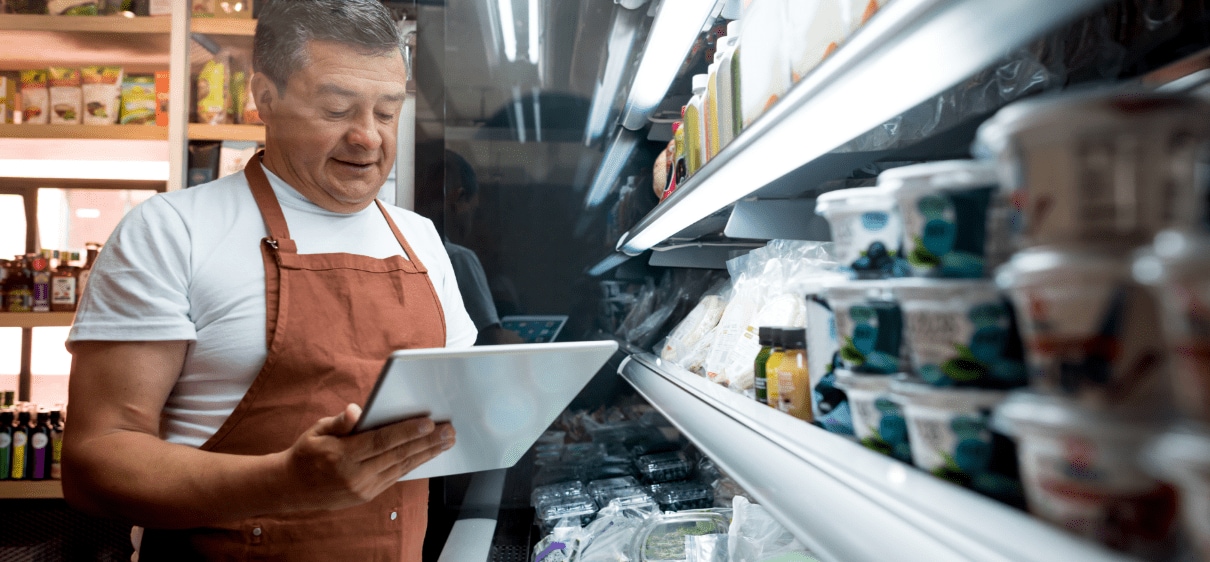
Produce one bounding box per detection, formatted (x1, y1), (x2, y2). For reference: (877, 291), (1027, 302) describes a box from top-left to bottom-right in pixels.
(81, 66), (123, 125)
(119, 75), (157, 125)
(20, 70), (50, 124)
(48, 67), (82, 124)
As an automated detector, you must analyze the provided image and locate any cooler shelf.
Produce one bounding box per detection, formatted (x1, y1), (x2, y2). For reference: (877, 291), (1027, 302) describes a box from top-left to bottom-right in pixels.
(0, 480), (63, 500)
(0, 312), (75, 328)
(618, 353), (1124, 562)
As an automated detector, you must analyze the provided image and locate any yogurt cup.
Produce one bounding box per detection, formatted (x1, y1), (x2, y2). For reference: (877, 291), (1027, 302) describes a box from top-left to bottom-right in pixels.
(1134, 231), (1210, 424)
(1143, 426), (1210, 561)
(891, 279), (1027, 389)
(995, 393), (1177, 558)
(890, 379), (1007, 485)
(997, 245), (1172, 416)
(834, 370), (911, 462)
(975, 90), (1210, 248)
(805, 276), (848, 427)
(825, 281), (905, 374)
(879, 160), (1011, 278)
(816, 186), (909, 279)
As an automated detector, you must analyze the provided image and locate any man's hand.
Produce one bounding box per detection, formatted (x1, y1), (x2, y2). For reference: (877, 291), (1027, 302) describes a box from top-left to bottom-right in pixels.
(276, 404), (455, 512)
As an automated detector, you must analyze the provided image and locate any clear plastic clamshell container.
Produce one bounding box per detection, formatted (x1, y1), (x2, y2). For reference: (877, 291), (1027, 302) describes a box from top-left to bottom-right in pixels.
(530, 480), (586, 509)
(636, 451), (693, 483)
(535, 493), (598, 533)
(630, 511), (730, 562)
(647, 481), (715, 512)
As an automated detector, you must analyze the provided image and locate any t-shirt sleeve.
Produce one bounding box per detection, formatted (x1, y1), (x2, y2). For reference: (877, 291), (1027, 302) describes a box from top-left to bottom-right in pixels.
(68, 196), (197, 348)
(445, 243), (501, 331)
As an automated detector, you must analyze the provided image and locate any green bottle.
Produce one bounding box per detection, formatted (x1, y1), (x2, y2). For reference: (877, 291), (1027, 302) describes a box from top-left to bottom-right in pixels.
(754, 327), (778, 405)
(0, 410), (13, 480)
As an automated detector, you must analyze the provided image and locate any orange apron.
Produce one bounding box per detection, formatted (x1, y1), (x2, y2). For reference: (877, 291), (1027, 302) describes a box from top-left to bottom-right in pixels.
(139, 153), (446, 561)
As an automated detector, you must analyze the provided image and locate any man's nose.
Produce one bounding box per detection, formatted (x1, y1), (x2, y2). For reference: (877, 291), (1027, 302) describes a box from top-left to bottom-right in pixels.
(346, 113), (383, 151)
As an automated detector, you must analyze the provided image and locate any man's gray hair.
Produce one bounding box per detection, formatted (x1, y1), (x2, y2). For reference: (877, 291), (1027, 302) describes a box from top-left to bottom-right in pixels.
(253, 0), (403, 93)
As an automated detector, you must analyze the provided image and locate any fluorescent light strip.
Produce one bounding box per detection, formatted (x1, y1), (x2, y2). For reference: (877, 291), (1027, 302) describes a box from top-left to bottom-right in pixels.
(619, 0), (718, 131)
(0, 159), (169, 181)
(585, 8), (641, 144)
(527, 0), (540, 64)
(584, 129), (640, 208)
(619, 0), (1112, 254)
(587, 252), (632, 276)
(498, 0), (518, 62)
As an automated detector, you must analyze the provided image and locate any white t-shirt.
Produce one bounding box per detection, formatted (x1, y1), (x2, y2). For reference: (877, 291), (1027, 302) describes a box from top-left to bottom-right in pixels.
(68, 165), (478, 447)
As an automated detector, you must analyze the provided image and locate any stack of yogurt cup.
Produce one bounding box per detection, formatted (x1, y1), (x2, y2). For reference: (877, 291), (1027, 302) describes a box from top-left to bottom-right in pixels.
(977, 89), (1210, 558)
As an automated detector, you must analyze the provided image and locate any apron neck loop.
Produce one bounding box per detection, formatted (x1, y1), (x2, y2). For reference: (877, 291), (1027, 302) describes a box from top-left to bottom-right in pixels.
(245, 151), (292, 244)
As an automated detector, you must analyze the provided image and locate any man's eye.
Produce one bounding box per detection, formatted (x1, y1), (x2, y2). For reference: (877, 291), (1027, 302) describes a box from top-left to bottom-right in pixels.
(326, 110), (349, 118)
(376, 112), (394, 121)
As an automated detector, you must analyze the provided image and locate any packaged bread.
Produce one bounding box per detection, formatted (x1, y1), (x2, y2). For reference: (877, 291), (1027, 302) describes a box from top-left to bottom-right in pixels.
(81, 66), (123, 125)
(119, 76), (156, 125)
(48, 67), (82, 124)
(20, 70), (49, 124)
(661, 295), (727, 364)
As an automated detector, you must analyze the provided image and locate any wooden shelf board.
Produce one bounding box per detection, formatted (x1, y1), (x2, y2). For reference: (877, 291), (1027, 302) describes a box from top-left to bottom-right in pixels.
(190, 18), (256, 36)
(0, 480), (63, 500)
(188, 123), (264, 142)
(0, 312), (75, 328)
(0, 124), (167, 141)
(0, 14), (170, 33)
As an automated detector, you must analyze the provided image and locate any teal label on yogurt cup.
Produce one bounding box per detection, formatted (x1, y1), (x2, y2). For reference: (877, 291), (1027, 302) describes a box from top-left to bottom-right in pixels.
(901, 185), (1007, 278)
(902, 298), (1028, 388)
(837, 301), (905, 374)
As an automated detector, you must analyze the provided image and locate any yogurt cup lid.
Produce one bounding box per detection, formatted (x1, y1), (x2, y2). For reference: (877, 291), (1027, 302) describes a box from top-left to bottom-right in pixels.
(834, 369), (895, 392)
(801, 273), (849, 296)
(815, 186), (895, 216)
(889, 278), (1000, 303)
(878, 160), (999, 194)
(995, 245), (1132, 290)
(889, 378), (1007, 411)
(992, 391), (1160, 440)
(1144, 425), (1210, 480)
(824, 279), (897, 302)
(975, 89), (1210, 157)
(1134, 230), (1210, 286)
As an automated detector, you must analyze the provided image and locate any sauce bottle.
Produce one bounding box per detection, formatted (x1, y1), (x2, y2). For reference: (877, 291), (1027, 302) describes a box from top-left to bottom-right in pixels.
(0, 410), (13, 480)
(31, 251), (51, 312)
(753, 327), (776, 405)
(11, 410), (30, 479)
(78, 243), (100, 303)
(51, 254), (78, 312)
(776, 328), (813, 421)
(50, 408), (63, 480)
(765, 328), (786, 408)
(5, 256), (32, 312)
(30, 410), (51, 480)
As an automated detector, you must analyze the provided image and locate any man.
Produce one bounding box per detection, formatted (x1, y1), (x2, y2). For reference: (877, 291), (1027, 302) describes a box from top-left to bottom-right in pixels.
(61, 1), (478, 560)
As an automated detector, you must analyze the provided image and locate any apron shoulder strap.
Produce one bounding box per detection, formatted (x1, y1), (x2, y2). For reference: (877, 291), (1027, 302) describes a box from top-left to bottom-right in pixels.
(374, 200), (427, 272)
(245, 151), (292, 244)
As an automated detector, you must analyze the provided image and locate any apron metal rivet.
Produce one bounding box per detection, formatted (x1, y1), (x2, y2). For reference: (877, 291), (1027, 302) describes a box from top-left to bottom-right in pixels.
(390, 512), (398, 521)
(252, 528), (262, 536)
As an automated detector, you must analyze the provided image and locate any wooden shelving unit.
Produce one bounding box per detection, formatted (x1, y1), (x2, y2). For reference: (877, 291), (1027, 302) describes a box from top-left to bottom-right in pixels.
(0, 313), (75, 329)
(188, 123), (265, 142)
(190, 18), (256, 36)
(0, 480), (64, 500)
(0, 14), (170, 33)
(0, 124), (168, 141)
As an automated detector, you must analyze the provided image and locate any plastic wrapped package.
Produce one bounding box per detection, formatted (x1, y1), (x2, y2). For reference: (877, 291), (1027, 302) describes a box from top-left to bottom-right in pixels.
(533, 521), (582, 562)
(571, 502), (660, 562)
(647, 481), (715, 512)
(661, 295), (728, 365)
(727, 496), (815, 562)
(633, 511), (730, 562)
(685, 533), (729, 562)
(636, 451), (694, 483)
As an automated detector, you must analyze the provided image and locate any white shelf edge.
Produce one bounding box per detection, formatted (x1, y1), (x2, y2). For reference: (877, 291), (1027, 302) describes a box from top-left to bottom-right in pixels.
(619, 353), (1126, 562)
(618, 0), (1114, 255)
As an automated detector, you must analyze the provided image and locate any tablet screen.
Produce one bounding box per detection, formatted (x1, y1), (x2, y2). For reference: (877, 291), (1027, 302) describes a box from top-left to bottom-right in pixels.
(500, 315), (568, 343)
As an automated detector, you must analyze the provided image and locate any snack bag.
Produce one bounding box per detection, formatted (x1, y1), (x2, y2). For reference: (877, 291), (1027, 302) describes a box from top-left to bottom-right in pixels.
(81, 66), (123, 125)
(48, 67), (82, 124)
(20, 70), (50, 124)
(196, 56), (230, 125)
(119, 76), (156, 125)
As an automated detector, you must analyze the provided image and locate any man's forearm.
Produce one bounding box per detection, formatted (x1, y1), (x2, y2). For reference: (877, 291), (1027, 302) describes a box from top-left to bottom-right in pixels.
(63, 431), (293, 529)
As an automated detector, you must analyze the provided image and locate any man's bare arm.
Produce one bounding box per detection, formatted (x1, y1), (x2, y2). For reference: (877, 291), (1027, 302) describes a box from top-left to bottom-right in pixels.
(62, 340), (455, 529)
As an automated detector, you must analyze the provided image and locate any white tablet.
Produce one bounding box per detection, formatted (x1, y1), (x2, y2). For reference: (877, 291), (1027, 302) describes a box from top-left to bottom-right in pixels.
(353, 340), (620, 480)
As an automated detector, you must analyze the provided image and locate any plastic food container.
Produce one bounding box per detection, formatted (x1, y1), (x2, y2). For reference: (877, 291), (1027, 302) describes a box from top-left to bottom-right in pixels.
(997, 246), (1172, 415)
(531, 480), (586, 509)
(1134, 231), (1210, 424)
(816, 186), (909, 279)
(890, 379), (1006, 483)
(804, 276), (849, 427)
(975, 91), (1210, 248)
(636, 451), (693, 483)
(825, 281), (906, 374)
(630, 511), (729, 562)
(891, 279), (1027, 389)
(995, 393), (1177, 558)
(834, 370), (911, 462)
(588, 476), (642, 504)
(646, 481), (715, 512)
(535, 493), (598, 533)
(880, 160), (1010, 278)
(1143, 427), (1210, 561)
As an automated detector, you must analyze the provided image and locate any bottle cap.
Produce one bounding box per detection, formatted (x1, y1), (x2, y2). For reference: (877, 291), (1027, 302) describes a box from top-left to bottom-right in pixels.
(49, 410), (61, 424)
(727, 20), (741, 38)
(770, 327), (785, 348)
(0, 410), (12, 424)
(692, 74), (707, 92)
(758, 326), (776, 346)
(783, 328), (807, 348)
(36, 410), (48, 423)
(17, 410), (30, 423)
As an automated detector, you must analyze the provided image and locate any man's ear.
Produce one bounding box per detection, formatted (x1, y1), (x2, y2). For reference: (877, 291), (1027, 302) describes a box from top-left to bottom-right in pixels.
(249, 73), (278, 123)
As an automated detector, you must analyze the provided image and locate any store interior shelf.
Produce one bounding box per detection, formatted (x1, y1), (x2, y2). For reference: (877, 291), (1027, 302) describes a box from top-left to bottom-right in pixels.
(188, 123), (264, 142)
(0, 313), (75, 328)
(189, 18), (256, 36)
(0, 481), (64, 500)
(0, 14), (170, 33)
(616, 0), (1112, 256)
(0, 124), (167, 141)
(618, 353), (1124, 562)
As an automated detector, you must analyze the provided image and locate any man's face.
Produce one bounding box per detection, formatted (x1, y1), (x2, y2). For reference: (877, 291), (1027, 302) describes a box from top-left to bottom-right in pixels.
(256, 40), (406, 213)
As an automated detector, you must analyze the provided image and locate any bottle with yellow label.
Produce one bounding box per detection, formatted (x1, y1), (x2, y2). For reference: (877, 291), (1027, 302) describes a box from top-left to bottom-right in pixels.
(683, 74), (707, 177)
(777, 328), (813, 421)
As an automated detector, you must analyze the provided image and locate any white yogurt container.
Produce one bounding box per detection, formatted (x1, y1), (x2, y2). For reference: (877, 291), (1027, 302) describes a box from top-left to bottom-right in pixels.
(880, 160), (1011, 278)
(996, 245), (1172, 416)
(891, 279), (1027, 389)
(816, 186), (908, 279)
(1134, 231), (1210, 424)
(995, 393), (1177, 558)
(889, 379), (1006, 483)
(825, 281), (905, 374)
(834, 370), (911, 462)
(804, 275), (846, 421)
(1143, 426), (1210, 561)
(976, 91), (1210, 248)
